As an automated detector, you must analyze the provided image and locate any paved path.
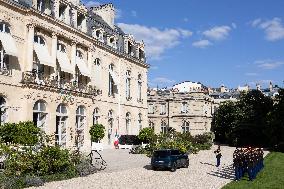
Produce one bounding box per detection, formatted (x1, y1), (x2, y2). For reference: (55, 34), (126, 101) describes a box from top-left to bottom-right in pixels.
(32, 145), (269, 189)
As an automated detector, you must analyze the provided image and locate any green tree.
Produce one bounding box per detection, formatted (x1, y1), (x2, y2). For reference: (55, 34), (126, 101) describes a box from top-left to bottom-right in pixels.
(268, 89), (284, 151)
(138, 127), (155, 143)
(89, 124), (105, 142)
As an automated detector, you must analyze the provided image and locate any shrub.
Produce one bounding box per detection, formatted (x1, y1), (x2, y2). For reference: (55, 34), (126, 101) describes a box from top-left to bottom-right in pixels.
(138, 127), (155, 143)
(0, 121), (40, 145)
(89, 124), (105, 143)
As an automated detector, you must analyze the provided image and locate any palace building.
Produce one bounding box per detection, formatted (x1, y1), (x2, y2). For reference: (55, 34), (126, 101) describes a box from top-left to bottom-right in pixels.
(0, 0), (149, 151)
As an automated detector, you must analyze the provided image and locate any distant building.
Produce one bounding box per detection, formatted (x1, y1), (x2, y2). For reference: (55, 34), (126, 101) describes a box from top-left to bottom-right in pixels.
(148, 83), (213, 135)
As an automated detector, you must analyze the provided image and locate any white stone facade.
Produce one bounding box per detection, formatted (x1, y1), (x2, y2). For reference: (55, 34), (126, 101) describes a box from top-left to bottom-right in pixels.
(0, 0), (148, 151)
(148, 90), (214, 135)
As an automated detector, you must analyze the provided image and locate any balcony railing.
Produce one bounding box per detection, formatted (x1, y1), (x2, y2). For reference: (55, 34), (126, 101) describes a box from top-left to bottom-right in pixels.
(22, 71), (100, 97)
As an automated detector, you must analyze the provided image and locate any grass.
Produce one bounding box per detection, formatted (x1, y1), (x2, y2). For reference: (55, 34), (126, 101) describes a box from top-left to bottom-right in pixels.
(223, 152), (284, 189)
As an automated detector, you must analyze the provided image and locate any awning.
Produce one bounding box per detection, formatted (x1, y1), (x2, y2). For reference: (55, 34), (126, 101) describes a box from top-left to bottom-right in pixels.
(109, 70), (119, 84)
(34, 43), (54, 67)
(0, 32), (18, 57)
(76, 57), (91, 77)
(57, 51), (74, 74)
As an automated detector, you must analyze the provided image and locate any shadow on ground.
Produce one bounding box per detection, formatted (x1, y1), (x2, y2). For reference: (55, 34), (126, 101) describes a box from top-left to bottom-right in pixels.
(207, 164), (235, 180)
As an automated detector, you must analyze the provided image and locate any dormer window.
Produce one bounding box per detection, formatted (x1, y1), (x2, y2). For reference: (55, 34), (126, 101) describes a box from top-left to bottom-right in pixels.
(0, 23), (10, 34)
(34, 35), (45, 45)
(57, 43), (66, 53)
(76, 50), (83, 59)
(59, 5), (67, 21)
(77, 14), (85, 30)
(128, 41), (133, 55)
(139, 48), (145, 60)
(109, 37), (117, 49)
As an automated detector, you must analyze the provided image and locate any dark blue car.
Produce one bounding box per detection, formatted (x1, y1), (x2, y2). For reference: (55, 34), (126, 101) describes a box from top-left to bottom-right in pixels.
(151, 149), (189, 172)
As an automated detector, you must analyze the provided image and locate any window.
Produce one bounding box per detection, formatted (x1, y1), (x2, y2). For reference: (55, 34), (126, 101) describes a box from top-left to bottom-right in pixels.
(94, 58), (100, 66)
(34, 35), (45, 45)
(0, 96), (7, 125)
(181, 121), (190, 133)
(126, 112), (131, 134)
(76, 50), (83, 59)
(149, 121), (154, 130)
(77, 14), (84, 30)
(76, 105), (86, 147)
(108, 64), (115, 96)
(128, 41), (133, 55)
(109, 37), (117, 49)
(138, 113), (142, 131)
(181, 102), (188, 113)
(107, 110), (114, 145)
(138, 74), (142, 101)
(0, 42), (9, 71)
(161, 121), (167, 134)
(57, 43), (66, 53)
(93, 108), (100, 125)
(139, 49), (145, 60)
(59, 5), (66, 21)
(33, 100), (47, 129)
(56, 104), (67, 147)
(0, 23), (10, 33)
(160, 104), (166, 115)
(126, 70), (131, 99)
(148, 104), (154, 114)
(95, 30), (104, 42)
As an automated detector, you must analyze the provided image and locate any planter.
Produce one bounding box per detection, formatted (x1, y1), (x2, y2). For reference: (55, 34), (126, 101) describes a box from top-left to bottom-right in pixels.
(91, 142), (103, 151)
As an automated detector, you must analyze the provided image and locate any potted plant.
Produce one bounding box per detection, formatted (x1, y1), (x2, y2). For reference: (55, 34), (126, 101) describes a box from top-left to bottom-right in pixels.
(89, 124), (105, 151)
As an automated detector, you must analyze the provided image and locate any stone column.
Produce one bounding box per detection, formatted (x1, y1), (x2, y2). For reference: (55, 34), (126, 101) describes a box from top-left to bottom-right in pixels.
(26, 24), (34, 71)
(71, 41), (76, 71)
(87, 47), (93, 85)
(82, 17), (87, 33)
(65, 5), (70, 25)
(51, 33), (57, 73)
(71, 8), (77, 28)
(53, 0), (59, 19)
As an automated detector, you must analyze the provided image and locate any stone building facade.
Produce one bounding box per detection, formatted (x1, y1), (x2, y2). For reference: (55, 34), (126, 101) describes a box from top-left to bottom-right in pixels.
(148, 89), (213, 135)
(0, 0), (149, 151)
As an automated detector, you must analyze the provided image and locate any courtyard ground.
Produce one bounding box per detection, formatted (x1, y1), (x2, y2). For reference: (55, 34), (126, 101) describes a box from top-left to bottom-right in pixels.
(31, 145), (269, 189)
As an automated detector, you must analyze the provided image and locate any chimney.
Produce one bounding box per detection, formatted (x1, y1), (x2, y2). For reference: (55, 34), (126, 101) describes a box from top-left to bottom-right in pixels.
(91, 4), (115, 29)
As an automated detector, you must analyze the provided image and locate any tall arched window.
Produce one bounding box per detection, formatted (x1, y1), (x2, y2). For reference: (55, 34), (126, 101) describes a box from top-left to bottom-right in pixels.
(149, 121), (154, 130)
(34, 35), (45, 45)
(0, 96), (7, 125)
(126, 112), (131, 134)
(33, 100), (47, 129)
(93, 108), (100, 125)
(161, 120), (167, 134)
(137, 74), (142, 101)
(108, 110), (114, 144)
(57, 43), (66, 53)
(126, 70), (131, 100)
(138, 113), (142, 131)
(108, 64), (115, 96)
(76, 105), (86, 147)
(181, 121), (190, 133)
(56, 104), (68, 147)
(0, 41), (9, 71)
(0, 23), (10, 33)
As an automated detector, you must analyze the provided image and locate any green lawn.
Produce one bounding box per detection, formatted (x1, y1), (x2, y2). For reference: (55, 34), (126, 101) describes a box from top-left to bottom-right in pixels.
(223, 152), (284, 189)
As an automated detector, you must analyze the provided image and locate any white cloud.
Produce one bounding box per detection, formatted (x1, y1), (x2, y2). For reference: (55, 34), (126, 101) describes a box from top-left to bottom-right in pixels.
(245, 72), (258, 76)
(252, 17), (284, 41)
(117, 23), (193, 59)
(131, 10), (137, 17)
(203, 25), (231, 41)
(255, 60), (284, 69)
(152, 77), (176, 85)
(231, 23), (237, 29)
(192, 40), (212, 48)
(85, 0), (101, 7)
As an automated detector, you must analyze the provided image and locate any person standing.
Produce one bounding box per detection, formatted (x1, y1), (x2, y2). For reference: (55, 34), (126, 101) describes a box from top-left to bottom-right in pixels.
(214, 145), (222, 167)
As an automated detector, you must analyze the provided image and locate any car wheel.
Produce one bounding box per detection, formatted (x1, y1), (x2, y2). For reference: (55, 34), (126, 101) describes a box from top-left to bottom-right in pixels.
(152, 166), (157, 171)
(184, 161), (189, 168)
(170, 162), (177, 172)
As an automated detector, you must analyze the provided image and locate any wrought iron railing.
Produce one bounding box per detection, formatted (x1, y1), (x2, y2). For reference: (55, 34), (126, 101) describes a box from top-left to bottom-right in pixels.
(22, 71), (100, 97)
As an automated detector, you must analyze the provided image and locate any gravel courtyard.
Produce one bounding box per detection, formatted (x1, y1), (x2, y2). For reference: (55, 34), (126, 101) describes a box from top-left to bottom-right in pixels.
(32, 145), (268, 189)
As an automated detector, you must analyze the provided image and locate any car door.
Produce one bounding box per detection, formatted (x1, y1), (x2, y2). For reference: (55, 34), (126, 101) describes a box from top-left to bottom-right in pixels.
(172, 150), (181, 167)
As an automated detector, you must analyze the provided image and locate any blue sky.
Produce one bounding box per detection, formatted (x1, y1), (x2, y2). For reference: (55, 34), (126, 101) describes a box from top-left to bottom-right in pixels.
(84, 0), (284, 89)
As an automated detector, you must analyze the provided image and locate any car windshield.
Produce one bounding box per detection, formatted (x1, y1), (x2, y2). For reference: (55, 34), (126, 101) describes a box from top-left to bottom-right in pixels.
(153, 151), (170, 157)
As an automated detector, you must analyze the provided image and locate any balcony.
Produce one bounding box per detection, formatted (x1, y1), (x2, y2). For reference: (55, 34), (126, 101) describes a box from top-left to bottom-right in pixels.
(21, 71), (100, 98)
